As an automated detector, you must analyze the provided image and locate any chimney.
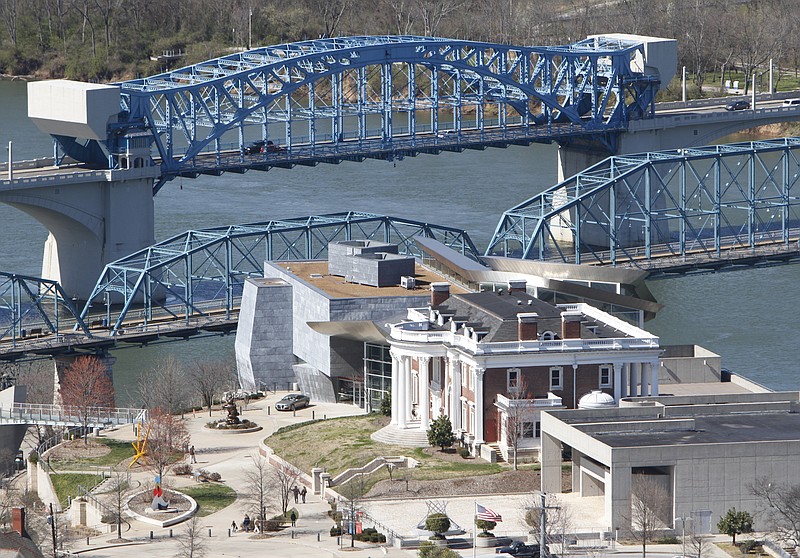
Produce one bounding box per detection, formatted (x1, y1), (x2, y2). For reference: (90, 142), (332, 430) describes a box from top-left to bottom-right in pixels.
(508, 279), (527, 294)
(562, 313), (582, 339)
(430, 282), (451, 307)
(517, 312), (539, 341)
(12, 507), (27, 538)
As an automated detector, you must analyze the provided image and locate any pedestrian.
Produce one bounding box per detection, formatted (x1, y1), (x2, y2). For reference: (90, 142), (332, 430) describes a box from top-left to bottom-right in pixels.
(189, 445), (196, 464)
(243, 514), (250, 532)
(231, 520), (238, 532)
(300, 486), (307, 503)
(292, 485), (299, 503)
(290, 510), (297, 527)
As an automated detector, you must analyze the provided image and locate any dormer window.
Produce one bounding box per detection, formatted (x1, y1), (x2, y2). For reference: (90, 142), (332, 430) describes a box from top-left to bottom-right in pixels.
(541, 330), (557, 341)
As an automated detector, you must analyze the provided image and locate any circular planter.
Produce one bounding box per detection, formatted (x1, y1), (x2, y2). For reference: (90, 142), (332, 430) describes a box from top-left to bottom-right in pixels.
(429, 538), (448, 547)
(476, 536), (497, 548)
(203, 424), (262, 434)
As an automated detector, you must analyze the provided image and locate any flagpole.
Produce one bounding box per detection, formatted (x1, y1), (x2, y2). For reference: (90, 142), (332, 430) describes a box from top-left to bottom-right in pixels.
(473, 500), (477, 558)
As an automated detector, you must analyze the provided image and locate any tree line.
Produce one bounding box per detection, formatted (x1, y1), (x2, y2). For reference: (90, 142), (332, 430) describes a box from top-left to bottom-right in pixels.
(0, 0), (798, 88)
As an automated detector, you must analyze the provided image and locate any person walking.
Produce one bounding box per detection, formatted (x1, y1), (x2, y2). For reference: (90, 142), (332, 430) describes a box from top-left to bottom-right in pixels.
(243, 514), (250, 532)
(292, 485), (300, 503)
(300, 486), (307, 503)
(231, 520), (238, 532)
(290, 510), (297, 527)
(189, 445), (196, 464)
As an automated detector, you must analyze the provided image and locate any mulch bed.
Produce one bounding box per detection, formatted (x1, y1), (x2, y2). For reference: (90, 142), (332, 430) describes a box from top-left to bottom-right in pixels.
(127, 489), (193, 517)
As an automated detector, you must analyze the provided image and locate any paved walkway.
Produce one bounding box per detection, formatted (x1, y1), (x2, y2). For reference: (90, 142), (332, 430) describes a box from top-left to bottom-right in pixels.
(62, 392), (415, 557)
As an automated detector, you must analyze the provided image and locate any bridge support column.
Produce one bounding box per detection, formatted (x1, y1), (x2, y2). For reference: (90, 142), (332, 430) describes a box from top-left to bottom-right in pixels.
(0, 168), (159, 300)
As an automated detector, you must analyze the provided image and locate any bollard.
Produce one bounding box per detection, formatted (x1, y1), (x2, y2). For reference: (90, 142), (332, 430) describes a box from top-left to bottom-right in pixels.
(208, 528), (212, 537)
(337, 536), (340, 546)
(291, 530), (295, 539)
(150, 531), (153, 540)
(268, 406), (271, 415)
(169, 528), (173, 538)
(312, 410), (315, 420)
(293, 409), (296, 417)
(86, 537), (89, 545)
(317, 532), (320, 542)
(228, 528), (231, 537)
(324, 414), (327, 420)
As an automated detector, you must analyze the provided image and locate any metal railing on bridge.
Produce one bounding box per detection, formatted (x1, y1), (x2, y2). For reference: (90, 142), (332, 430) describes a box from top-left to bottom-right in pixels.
(0, 402), (146, 428)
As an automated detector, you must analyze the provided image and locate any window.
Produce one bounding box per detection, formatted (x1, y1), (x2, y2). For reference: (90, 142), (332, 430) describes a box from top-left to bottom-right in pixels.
(541, 331), (556, 341)
(599, 365), (612, 388)
(507, 368), (520, 392)
(550, 366), (563, 390)
(521, 421), (541, 439)
(461, 364), (468, 388)
(461, 399), (468, 431)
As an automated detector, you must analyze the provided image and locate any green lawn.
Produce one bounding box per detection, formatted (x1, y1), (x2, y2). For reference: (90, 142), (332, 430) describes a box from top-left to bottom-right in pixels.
(49, 438), (135, 470)
(179, 483), (237, 517)
(265, 414), (506, 486)
(50, 473), (104, 508)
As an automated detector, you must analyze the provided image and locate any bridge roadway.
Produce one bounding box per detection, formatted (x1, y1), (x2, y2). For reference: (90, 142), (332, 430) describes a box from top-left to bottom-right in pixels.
(0, 302), (239, 360)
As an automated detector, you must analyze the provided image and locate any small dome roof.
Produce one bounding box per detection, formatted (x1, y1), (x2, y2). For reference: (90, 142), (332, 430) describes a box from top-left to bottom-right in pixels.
(578, 390), (616, 409)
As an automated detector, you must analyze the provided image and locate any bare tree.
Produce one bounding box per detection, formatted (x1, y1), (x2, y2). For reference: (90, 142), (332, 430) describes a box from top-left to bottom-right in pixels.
(271, 460), (300, 515)
(143, 410), (190, 480)
(102, 470), (131, 541)
(628, 475), (670, 558)
(504, 374), (532, 471)
(414, 0), (463, 37)
(188, 360), (234, 417)
(137, 356), (190, 416)
(750, 477), (800, 548)
(689, 527), (712, 558)
(524, 492), (573, 553)
(242, 454), (272, 531)
(177, 515), (207, 558)
(15, 361), (57, 452)
(309, 0), (351, 38)
(58, 355), (115, 444)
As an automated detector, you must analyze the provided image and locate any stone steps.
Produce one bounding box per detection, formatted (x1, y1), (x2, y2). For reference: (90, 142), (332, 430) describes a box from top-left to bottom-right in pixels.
(370, 423), (429, 447)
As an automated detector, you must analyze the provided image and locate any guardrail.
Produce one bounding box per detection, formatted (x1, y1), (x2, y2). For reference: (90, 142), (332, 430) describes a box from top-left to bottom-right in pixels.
(1, 404), (146, 428)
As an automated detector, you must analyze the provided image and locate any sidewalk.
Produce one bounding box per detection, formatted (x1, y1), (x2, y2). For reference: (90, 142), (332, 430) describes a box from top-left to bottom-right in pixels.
(63, 392), (414, 556)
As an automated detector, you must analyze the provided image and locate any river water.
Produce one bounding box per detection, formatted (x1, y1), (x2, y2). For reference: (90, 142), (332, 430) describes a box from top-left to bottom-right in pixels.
(1, 79), (796, 404)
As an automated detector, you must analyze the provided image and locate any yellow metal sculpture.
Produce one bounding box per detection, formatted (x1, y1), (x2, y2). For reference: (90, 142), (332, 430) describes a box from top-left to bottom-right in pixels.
(129, 421), (151, 468)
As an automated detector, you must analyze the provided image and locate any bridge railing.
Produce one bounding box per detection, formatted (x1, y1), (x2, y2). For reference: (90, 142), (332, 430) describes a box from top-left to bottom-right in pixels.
(0, 403), (146, 427)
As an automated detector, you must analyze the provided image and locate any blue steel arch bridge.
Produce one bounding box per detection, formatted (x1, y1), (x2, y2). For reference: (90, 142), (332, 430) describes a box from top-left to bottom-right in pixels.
(60, 35), (661, 192)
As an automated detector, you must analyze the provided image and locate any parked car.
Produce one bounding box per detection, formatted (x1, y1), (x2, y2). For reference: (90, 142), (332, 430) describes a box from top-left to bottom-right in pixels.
(496, 541), (541, 557)
(437, 129), (457, 139)
(725, 99), (750, 111)
(783, 98), (800, 107)
(275, 393), (310, 411)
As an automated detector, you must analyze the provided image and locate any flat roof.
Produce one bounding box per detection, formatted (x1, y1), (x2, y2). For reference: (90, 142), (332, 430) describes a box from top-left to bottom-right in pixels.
(274, 261), (468, 299)
(576, 412), (800, 448)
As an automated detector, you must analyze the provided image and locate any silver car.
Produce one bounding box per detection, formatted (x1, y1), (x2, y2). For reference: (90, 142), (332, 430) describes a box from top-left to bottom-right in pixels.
(275, 393), (310, 411)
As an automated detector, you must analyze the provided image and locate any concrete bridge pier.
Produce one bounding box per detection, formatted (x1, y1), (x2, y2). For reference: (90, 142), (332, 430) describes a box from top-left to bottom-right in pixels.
(0, 169), (158, 301)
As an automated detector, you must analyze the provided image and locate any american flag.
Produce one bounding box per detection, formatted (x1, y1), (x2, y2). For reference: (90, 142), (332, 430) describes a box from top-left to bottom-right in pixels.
(476, 502), (502, 522)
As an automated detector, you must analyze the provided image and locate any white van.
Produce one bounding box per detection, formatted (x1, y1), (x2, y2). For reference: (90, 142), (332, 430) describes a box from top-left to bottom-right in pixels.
(783, 99), (800, 107)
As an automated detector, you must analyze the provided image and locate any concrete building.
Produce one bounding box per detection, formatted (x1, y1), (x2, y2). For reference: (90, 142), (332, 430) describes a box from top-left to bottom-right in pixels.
(540, 391), (800, 534)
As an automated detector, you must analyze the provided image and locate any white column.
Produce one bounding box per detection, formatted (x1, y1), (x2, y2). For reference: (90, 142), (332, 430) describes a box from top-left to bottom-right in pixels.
(449, 359), (460, 429)
(474, 367), (485, 444)
(397, 356), (409, 428)
(650, 360), (659, 396)
(640, 362), (650, 396)
(418, 357), (430, 431)
(390, 354), (400, 426)
(613, 362), (623, 402)
(629, 363), (639, 397)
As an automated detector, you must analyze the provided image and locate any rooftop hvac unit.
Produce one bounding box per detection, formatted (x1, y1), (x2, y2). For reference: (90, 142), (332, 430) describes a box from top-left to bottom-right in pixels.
(400, 276), (416, 290)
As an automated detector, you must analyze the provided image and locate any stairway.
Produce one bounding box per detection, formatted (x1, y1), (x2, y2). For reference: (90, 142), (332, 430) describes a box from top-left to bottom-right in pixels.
(370, 423), (430, 447)
(487, 443), (506, 463)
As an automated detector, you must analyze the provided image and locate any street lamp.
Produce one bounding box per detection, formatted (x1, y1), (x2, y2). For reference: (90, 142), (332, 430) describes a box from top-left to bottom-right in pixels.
(675, 515), (693, 557)
(103, 290), (110, 329)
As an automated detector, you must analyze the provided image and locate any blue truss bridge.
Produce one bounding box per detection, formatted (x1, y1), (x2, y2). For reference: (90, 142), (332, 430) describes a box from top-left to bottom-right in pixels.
(103, 34), (660, 191)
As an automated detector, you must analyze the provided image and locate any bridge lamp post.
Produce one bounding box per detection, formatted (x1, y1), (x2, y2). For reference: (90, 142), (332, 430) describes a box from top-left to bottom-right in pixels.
(6, 141), (11, 180)
(104, 291), (110, 329)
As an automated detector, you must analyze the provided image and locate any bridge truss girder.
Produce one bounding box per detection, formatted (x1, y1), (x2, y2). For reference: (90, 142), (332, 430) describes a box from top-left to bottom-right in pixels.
(80, 213), (480, 334)
(486, 137), (800, 266)
(114, 35), (658, 191)
(0, 272), (90, 349)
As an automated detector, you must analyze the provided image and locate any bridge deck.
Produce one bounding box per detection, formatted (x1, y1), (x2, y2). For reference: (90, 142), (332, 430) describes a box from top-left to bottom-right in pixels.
(0, 402), (145, 427)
